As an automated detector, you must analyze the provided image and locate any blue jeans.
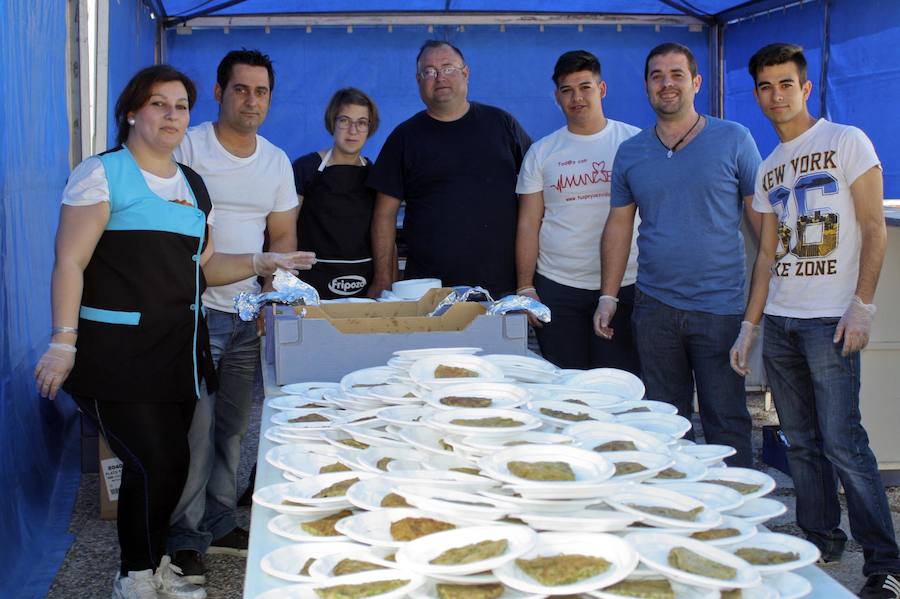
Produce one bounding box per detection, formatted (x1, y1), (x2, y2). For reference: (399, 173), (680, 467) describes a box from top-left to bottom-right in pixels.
(533, 274), (640, 374)
(631, 289), (752, 466)
(168, 309), (260, 553)
(763, 315), (900, 575)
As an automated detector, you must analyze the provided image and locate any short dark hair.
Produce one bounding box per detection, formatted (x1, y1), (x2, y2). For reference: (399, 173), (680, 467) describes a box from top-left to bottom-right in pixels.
(324, 87), (380, 136)
(114, 64), (197, 146)
(644, 42), (698, 80)
(415, 40), (465, 66)
(748, 43), (808, 84)
(552, 50), (602, 86)
(216, 48), (275, 93)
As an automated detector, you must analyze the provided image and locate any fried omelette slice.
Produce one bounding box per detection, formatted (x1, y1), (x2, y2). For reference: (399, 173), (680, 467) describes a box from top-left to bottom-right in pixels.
(331, 558), (386, 576)
(430, 539), (509, 565)
(450, 417), (523, 428)
(667, 547), (736, 580)
(626, 504), (703, 522)
(508, 460), (576, 481)
(604, 577), (675, 598)
(689, 527), (741, 541)
(436, 583), (505, 599)
(515, 553), (611, 586)
(594, 440), (638, 452)
(450, 467), (482, 476)
(434, 365), (480, 378)
(300, 509), (353, 536)
(379, 493), (411, 508)
(540, 407), (593, 421)
(288, 413), (330, 423)
(734, 547), (799, 565)
(564, 399), (589, 406)
(705, 479), (762, 495)
(438, 438), (455, 452)
(655, 468), (687, 480)
(319, 462), (352, 474)
(441, 396), (493, 408)
(390, 516), (456, 541)
(314, 579), (408, 599)
(313, 477), (359, 498)
(338, 438), (370, 450)
(300, 557), (316, 576)
(376, 457), (394, 471)
(614, 461), (648, 476)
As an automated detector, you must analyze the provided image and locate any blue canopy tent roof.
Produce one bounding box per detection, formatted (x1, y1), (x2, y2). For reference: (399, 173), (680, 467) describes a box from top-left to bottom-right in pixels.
(2, 1), (898, 597)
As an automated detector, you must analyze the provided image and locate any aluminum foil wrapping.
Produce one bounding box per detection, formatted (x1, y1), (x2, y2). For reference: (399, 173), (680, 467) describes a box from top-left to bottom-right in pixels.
(235, 269), (321, 321)
(427, 285), (494, 317)
(486, 294), (552, 323)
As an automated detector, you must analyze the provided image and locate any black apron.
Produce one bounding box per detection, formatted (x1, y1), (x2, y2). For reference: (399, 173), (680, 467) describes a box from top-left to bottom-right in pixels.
(297, 156), (375, 299)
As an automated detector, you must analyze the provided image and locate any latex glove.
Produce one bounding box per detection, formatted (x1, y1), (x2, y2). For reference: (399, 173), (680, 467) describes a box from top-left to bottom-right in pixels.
(35, 343), (77, 400)
(834, 296), (876, 356)
(252, 251), (316, 276)
(729, 320), (760, 376)
(593, 295), (618, 339)
(517, 287), (543, 328)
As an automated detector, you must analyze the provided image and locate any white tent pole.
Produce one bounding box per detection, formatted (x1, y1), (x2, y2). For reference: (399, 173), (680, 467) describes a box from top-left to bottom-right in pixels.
(94, 0), (109, 152)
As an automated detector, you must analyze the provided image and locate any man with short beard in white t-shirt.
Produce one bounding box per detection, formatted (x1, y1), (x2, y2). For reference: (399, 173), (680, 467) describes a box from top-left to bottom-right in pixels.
(515, 50), (640, 373)
(732, 43), (899, 599)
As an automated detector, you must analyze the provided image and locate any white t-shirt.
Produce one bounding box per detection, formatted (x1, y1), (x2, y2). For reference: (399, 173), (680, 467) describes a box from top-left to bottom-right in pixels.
(174, 121), (299, 312)
(516, 120), (640, 290)
(752, 119), (881, 318)
(62, 156), (198, 209)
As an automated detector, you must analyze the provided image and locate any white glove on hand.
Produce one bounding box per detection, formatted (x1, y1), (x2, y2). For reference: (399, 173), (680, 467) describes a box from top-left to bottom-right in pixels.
(834, 295), (876, 356)
(729, 320), (760, 376)
(35, 342), (77, 400)
(517, 287), (543, 328)
(593, 295), (618, 339)
(252, 251), (317, 276)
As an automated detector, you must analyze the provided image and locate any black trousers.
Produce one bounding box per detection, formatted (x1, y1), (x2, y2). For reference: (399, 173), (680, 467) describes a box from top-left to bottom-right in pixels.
(75, 394), (195, 575)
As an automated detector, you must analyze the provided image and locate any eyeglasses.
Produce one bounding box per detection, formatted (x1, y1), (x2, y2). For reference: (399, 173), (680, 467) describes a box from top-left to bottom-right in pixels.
(334, 116), (370, 132)
(418, 65), (465, 80)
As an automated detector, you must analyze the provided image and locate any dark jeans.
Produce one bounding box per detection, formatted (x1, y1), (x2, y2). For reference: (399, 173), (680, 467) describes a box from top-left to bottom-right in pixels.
(764, 315), (900, 575)
(75, 394), (195, 575)
(631, 289), (752, 466)
(533, 273), (640, 374)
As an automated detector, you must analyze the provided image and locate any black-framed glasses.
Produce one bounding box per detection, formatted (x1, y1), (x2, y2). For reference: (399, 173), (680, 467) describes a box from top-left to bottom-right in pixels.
(418, 65), (465, 80)
(334, 116), (370, 131)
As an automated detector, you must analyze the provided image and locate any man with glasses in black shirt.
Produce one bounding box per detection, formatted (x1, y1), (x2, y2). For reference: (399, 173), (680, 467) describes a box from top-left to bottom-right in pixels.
(367, 40), (532, 298)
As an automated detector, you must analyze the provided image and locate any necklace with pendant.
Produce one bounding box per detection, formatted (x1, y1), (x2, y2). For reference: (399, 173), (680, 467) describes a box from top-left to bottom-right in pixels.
(655, 113), (702, 158)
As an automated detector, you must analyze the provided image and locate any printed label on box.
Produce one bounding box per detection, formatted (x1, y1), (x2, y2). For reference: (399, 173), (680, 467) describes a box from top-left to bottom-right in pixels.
(101, 456), (123, 501)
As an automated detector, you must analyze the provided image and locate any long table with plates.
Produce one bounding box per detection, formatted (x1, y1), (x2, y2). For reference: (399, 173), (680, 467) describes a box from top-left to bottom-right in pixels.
(244, 353), (854, 599)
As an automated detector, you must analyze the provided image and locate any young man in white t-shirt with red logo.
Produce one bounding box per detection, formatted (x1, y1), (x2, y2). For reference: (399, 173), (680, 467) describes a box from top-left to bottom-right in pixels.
(732, 43), (899, 598)
(515, 50), (641, 373)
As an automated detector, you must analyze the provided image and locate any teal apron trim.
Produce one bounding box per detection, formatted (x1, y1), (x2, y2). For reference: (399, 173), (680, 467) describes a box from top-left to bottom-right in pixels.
(80, 306), (141, 325)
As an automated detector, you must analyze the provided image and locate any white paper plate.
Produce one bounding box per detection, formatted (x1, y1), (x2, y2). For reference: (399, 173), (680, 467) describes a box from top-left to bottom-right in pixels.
(335, 508), (469, 548)
(655, 482), (744, 513)
(267, 510), (355, 542)
(409, 355), (505, 385)
(417, 453), (482, 473)
(258, 569), (425, 599)
(561, 368), (646, 401)
(267, 395), (337, 411)
(605, 451), (675, 483)
(479, 444), (615, 486)
(673, 515), (758, 547)
(587, 570), (719, 598)
(645, 452), (708, 484)
(762, 571), (813, 599)
(375, 406), (433, 427)
(355, 447), (430, 474)
(265, 426), (329, 444)
(531, 389), (628, 411)
(513, 507), (638, 532)
(527, 399), (615, 427)
(628, 532), (761, 589)
(341, 366), (402, 395)
(277, 451), (358, 478)
(675, 443), (738, 465)
(425, 382), (531, 411)
(482, 354), (557, 372)
(253, 483), (349, 515)
(362, 382), (424, 404)
(396, 524), (537, 575)
(425, 408), (543, 437)
(477, 488), (599, 514)
(724, 497), (788, 525)
(283, 471), (376, 507)
(457, 431), (573, 452)
(382, 469), (499, 491)
(307, 546), (404, 580)
(394, 347), (482, 359)
(396, 425), (459, 456)
(494, 531), (639, 594)
(614, 413), (693, 439)
(280, 381), (341, 396)
(271, 409), (345, 428)
(608, 400), (680, 416)
(566, 422), (674, 451)
(409, 580), (542, 599)
(320, 429), (394, 452)
(701, 467), (776, 500)
(727, 532), (821, 573)
(394, 485), (516, 520)
(259, 541), (363, 583)
(606, 486), (722, 530)
(344, 476), (402, 511)
(265, 443), (342, 470)
(338, 423), (409, 449)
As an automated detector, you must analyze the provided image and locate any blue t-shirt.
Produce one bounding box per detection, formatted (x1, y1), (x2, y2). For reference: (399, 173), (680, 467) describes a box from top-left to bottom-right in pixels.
(611, 116), (761, 315)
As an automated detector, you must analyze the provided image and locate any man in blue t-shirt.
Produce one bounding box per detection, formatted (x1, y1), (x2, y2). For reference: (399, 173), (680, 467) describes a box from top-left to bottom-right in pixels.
(594, 42), (762, 466)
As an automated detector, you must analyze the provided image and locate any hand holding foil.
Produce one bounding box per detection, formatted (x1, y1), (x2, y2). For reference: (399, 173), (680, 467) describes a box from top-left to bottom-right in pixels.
(235, 268), (321, 321)
(486, 294), (551, 323)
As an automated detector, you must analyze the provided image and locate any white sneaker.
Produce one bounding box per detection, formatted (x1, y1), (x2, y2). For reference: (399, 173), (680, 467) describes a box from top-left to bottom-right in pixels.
(155, 555), (207, 599)
(112, 569), (160, 599)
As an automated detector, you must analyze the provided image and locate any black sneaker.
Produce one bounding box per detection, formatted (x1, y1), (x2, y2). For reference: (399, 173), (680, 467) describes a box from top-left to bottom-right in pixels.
(171, 550), (207, 586)
(816, 552), (843, 565)
(208, 527), (249, 557)
(859, 574), (900, 599)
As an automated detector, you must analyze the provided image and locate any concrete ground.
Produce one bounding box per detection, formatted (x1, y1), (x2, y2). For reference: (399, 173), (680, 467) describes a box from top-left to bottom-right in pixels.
(47, 391), (900, 599)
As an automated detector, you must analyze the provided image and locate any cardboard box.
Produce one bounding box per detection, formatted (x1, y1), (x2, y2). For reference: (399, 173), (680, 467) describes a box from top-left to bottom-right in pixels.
(99, 436), (122, 520)
(267, 288), (529, 384)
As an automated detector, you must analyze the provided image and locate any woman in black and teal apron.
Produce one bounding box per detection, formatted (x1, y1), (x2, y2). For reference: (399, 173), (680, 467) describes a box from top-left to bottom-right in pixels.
(33, 65), (314, 599)
(292, 88), (380, 299)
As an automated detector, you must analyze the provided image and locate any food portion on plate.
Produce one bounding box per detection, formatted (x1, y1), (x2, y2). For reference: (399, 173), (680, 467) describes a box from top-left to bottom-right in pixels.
(430, 539), (509, 565)
(390, 516), (457, 541)
(689, 527), (741, 541)
(331, 558), (387, 576)
(380, 493), (412, 508)
(436, 365), (481, 378)
(507, 460), (576, 482)
(301, 509), (354, 536)
(515, 553), (611, 586)
(314, 477), (360, 498)
(667, 547), (736, 580)
(442, 396), (493, 408)
(601, 576), (675, 598)
(733, 547), (800, 566)
(626, 504), (703, 522)
(434, 582), (506, 599)
(314, 579), (410, 598)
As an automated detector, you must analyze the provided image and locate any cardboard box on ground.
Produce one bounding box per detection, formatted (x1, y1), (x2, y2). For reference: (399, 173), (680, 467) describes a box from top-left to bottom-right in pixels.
(99, 436), (122, 520)
(266, 288), (530, 384)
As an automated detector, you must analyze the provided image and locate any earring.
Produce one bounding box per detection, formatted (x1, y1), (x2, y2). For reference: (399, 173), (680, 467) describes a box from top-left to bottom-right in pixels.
(128, 118), (135, 126)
